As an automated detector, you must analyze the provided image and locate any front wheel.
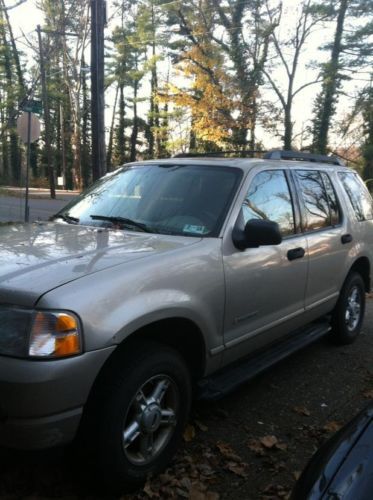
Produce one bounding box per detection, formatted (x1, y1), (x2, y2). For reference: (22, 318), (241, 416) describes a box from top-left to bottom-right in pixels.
(331, 272), (365, 345)
(84, 340), (191, 493)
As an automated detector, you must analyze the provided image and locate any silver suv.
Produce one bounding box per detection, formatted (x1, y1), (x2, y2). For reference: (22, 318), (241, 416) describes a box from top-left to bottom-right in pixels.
(0, 151), (372, 490)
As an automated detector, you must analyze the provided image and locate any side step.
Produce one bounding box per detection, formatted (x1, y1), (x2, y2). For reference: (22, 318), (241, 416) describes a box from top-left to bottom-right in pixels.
(198, 321), (331, 400)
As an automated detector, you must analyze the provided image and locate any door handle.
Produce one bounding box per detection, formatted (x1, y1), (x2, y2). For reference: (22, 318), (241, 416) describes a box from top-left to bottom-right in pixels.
(287, 247), (305, 261)
(341, 234), (353, 244)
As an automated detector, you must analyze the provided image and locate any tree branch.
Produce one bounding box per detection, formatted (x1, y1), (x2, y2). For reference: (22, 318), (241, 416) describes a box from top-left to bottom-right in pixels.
(293, 77), (322, 97)
(1, 0), (27, 11)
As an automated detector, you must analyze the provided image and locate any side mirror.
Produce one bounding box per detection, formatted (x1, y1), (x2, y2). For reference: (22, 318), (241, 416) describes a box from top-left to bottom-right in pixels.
(233, 219), (282, 250)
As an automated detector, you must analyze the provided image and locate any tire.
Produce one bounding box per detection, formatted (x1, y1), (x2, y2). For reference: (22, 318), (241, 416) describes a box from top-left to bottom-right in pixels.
(331, 272), (365, 345)
(82, 340), (191, 493)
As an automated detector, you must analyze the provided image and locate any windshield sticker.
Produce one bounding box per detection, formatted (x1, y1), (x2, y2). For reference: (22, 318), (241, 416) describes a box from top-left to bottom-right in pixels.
(183, 224), (206, 234)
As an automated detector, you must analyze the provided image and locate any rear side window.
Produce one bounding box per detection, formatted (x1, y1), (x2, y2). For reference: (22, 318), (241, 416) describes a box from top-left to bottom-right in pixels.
(320, 172), (341, 226)
(338, 171), (373, 221)
(242, 170), (295, 236)
(295, 170), (331, 231)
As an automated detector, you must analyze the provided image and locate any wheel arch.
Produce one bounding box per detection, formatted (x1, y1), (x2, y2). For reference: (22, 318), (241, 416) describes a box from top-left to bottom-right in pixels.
(89, 317), (207, 392)
(122, 317), (207, 381)
(349, 257), (370, 292)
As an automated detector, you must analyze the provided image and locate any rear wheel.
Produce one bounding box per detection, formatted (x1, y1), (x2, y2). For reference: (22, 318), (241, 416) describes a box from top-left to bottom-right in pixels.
(331, 272), (365, 345)
(83, 340), (191, 493)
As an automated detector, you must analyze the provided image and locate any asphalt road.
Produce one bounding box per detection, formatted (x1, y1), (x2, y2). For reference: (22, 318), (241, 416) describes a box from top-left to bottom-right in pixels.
(0, 194), (77, 222)
(1, 299), (372, 499)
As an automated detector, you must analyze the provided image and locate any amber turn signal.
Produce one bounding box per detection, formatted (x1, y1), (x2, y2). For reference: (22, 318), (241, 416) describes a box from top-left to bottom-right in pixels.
(29, 311), (82, 358)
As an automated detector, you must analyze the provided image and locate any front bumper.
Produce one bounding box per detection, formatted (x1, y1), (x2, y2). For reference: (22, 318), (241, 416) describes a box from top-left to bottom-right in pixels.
(0, 346), (115, 449)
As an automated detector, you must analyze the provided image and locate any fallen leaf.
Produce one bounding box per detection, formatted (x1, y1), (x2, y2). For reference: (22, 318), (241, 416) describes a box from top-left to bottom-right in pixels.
(183, 424), (196, 442)
(197, 463), (215, 477)
(293, 470), (301, 481)
(225, 461), (250, 478)
(260, 435), (278, 449)
(323, 421), (342, 433)
(274, 461), (287, 472)
(189, 481), (214, 500)
(293, 406), (311, 416)
(176, 487), (189, 498)
(158, 472), (174, 485)
(262, 484), (289, 497)
(180, 477), (192, 491)
(216, 441), (241, 461)
(275, 442), (288, 451)
(189, 487), (220, 500)
(362, 389), (373, 399)
(194, 419), (208, 432)
(143, 480), (159, 498)
(206, 493), (220, 500)
(247, 438), (265, 455)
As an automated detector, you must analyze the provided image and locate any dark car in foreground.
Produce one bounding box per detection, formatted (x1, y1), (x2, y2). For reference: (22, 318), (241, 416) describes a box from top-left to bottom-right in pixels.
(292, 403), (373, 499)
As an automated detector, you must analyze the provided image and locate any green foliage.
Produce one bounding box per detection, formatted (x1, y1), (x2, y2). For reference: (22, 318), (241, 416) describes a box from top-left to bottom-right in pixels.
(312, 0), (373, 154)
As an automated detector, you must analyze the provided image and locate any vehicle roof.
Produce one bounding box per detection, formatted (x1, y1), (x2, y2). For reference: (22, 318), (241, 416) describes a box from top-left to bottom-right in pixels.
(128, 157), (351, 173)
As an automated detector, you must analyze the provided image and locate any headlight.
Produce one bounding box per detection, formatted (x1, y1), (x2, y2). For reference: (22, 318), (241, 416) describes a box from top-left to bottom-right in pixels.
(0, 307), (82, 359)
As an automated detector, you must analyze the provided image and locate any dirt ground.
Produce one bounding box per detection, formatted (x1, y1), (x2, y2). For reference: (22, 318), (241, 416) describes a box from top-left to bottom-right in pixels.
(1, 298), (373, 500)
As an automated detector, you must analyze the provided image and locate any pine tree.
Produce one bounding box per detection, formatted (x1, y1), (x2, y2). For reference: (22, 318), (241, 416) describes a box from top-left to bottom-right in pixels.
(312, 0), (373, 153)
(166, 0), (276, 151)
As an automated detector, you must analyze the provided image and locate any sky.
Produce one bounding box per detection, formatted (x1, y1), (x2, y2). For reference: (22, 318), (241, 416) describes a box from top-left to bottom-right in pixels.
(7, 0), (366, 151)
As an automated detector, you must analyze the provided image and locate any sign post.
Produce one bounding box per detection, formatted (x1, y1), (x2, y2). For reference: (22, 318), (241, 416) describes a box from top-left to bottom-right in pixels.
(16, 111), (41, 223)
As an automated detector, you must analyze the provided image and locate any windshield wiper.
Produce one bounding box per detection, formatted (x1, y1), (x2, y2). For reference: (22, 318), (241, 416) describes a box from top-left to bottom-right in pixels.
(53, 213), (80, 224)
(90, 215), (153, 233)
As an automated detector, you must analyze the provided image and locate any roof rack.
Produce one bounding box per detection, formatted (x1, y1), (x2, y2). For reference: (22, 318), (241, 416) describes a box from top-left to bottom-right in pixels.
(173, 150), (266, 158)
(264, 150), (345, 166)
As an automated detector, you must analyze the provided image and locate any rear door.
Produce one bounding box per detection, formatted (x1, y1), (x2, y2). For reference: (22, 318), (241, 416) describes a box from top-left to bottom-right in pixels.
(293, 169), (347, 312)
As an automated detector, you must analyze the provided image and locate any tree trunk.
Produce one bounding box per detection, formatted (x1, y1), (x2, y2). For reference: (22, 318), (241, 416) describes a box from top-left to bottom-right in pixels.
(2, 43), (20, 182)
(130, 80), (139, 162)
(115, 84), (126, 165)
(313, 0), (348, 154)
(283, 109), (293, 150)
(107, 84), (119, 171)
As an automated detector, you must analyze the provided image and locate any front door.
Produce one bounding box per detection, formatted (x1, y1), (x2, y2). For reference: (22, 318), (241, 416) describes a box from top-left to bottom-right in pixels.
(222, 168), (308, 362)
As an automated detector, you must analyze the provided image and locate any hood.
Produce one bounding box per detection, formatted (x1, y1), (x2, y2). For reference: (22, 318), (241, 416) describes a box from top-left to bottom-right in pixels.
(0, 222), (200, 307)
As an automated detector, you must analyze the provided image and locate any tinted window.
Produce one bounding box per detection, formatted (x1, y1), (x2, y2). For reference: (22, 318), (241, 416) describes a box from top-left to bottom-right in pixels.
(243, 170), (295, 236)
(296, 170), (330, 231)
(320, 172), (341, 226)
(59, 164), (242, 237)
(338, 171), (373, 221)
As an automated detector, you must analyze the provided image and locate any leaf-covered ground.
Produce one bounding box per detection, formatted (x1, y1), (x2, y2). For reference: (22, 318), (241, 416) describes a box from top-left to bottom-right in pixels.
(1, 298), (373, 499)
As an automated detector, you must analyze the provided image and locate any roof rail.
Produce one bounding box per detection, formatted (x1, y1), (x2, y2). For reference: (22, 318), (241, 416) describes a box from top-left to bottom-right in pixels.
(264, 150), (345, 166)
(174, 150), (266, 158)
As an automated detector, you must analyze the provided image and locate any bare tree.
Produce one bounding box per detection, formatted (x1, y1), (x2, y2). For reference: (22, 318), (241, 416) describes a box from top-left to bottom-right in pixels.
(262, 0), (328, 149)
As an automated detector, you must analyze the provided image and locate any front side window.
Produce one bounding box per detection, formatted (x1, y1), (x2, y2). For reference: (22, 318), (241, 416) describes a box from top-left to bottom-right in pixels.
(296, 170), (330, 231)
(338, 171), (373, 221)
(57, 164), (242, 237)
(242, 170), (295, 236)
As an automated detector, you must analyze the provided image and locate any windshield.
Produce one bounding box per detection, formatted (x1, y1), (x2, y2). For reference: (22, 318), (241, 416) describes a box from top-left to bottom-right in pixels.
(56, 164), (242, 237)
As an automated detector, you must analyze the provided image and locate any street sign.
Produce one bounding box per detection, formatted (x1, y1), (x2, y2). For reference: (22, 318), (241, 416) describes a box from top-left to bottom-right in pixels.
(22, 99), (43, 115)
(17, 112), (41, 144)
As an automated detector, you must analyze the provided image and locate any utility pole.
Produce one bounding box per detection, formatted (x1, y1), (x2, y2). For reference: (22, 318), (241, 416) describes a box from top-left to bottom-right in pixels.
(91, 0), (107, 181)
(37, 25), (56, 199)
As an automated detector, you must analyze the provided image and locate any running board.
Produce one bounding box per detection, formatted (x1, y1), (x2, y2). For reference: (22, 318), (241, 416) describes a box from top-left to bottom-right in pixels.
(198, 321), (331, 400)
